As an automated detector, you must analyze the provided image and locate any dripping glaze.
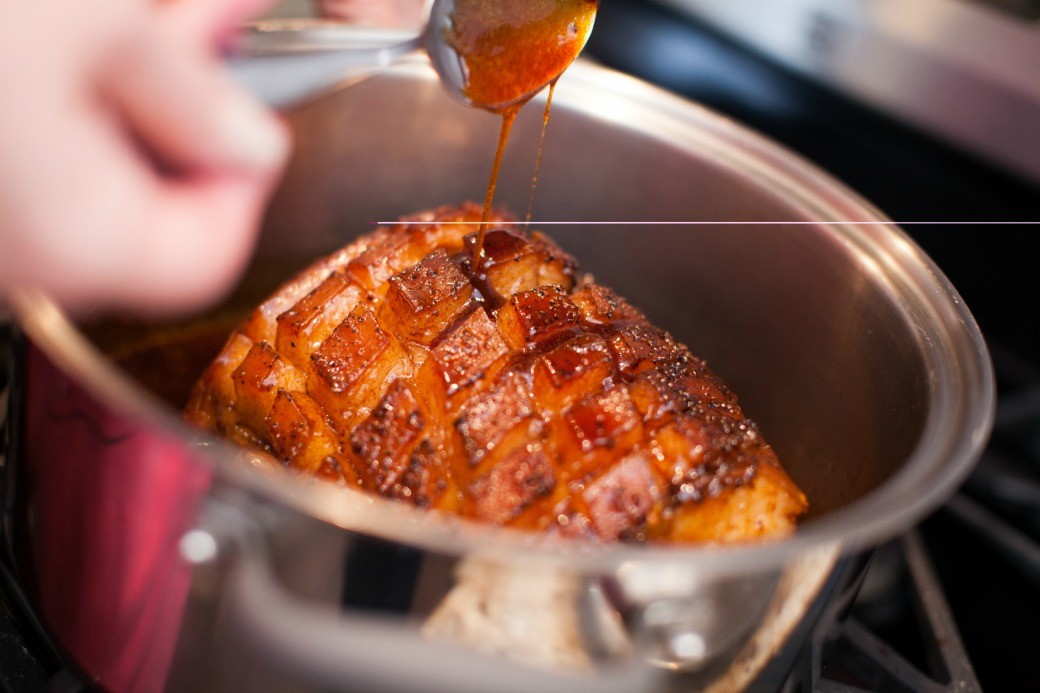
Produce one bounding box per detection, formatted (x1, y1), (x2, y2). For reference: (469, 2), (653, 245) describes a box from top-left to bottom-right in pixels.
(443, 0), (599, 259)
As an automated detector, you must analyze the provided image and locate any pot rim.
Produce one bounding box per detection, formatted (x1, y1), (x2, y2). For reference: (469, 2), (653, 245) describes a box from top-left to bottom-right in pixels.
(11, 57), (995, 576)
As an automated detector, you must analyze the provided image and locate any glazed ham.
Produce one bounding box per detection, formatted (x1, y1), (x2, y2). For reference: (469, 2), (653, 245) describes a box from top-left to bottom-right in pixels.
(185, 204), (807, 542)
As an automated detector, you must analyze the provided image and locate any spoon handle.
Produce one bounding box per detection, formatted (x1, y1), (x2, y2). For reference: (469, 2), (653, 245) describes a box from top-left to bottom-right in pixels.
(230, 24), (424, 108)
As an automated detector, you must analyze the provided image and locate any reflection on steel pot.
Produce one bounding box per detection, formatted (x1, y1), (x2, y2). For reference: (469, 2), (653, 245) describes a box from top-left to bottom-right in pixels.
(7, 46), (992, 692)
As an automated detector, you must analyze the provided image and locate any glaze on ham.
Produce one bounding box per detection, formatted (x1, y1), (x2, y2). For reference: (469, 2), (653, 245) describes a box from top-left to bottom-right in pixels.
(186, 204), (807, 542)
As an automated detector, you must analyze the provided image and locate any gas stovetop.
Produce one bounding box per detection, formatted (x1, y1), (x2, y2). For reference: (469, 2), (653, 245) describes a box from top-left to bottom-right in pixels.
(2, 295), (1038, 691)
(1, 2), (1039, 688)
(645, 0), (1040, 187)
(586, 0), (1040, 359)
(584, 1), (1040, 689)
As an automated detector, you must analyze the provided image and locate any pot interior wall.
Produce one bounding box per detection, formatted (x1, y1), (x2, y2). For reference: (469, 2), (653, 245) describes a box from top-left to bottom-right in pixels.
(244, 66), (927, 519)
(95, 64), (929, 522)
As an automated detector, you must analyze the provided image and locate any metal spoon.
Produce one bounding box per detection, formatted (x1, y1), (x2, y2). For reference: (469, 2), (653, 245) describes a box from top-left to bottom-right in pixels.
(228, 0), (596, 111)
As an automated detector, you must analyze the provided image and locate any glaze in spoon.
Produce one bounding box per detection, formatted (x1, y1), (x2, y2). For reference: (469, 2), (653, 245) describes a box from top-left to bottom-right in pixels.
(230, 0), (598, 112)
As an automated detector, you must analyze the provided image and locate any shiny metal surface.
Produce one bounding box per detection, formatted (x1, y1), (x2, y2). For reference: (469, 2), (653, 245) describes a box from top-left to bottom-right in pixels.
(9, 55), (992, 691)
(655, 0), (1040, 185)
(246, 58), (993, 563)
(230, 23), (423, 108)
(232, 5), (596, 112)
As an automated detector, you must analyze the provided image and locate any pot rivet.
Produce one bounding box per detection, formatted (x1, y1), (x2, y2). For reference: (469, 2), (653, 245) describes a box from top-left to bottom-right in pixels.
(180, 529), (219, 564)
(669, 631), (707, 661)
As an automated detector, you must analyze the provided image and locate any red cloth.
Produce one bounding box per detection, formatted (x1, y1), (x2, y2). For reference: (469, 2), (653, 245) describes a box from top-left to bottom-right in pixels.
(22, 347), (213, 692)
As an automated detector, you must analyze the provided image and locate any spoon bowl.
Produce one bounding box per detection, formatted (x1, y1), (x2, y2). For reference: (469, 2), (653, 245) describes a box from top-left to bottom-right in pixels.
(425, 0), (599, 111)
(230, 0), (597, 111)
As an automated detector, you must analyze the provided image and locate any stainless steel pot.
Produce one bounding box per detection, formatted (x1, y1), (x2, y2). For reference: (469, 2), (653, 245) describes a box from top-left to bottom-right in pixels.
(6, 53), (993, 692)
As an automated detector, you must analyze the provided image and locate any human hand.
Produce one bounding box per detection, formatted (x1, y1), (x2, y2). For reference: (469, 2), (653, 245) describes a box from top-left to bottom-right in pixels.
(314, 0), (427, 30)
(0, 0), (290, 314)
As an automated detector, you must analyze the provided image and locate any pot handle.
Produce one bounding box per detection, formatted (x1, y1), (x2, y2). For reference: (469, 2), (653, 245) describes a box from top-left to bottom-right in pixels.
(223, 548), (662, 693)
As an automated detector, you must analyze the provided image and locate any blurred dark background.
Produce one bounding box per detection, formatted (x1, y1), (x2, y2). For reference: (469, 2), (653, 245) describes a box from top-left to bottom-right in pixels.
(584, 1), (1040, 689)
(585, 0), (1040, 357)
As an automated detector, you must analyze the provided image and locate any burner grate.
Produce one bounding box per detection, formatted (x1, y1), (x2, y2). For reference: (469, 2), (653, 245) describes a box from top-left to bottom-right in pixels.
(792, 336), (1040, 691)
(794, 533), (981, 693)
(950, 339), (1040, 584)
(1, 325), (1036, 690)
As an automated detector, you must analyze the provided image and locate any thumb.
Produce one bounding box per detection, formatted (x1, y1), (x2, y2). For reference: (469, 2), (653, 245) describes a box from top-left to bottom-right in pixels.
(101, 14), (288, 177)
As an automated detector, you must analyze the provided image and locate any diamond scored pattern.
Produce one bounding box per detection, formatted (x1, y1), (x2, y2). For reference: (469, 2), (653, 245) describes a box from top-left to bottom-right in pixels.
(186, 204), (807, 542)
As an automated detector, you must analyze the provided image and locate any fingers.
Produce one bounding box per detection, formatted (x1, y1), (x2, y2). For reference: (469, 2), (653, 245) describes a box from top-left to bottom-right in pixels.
(34, 169), (277, 315)
(0, 0), (290, 314)
(101, 2), (289, 177)
(79, 0), (291, 313)
(315, 0), (427, 28)
(112, 174), (272, 313)
(163, 0), (283, 55)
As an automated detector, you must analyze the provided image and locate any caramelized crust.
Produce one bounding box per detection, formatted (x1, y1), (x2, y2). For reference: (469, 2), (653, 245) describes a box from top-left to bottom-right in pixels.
(266, 390), (345, 478)
(427, 307), (508, 399)
(275, 271), (363, 372)
(185, 204), (807, 543)
(466, 444), (557, 525)
(456, 369), (535, 465)
(497, 285), (584, 351)
(379, 249), (474, 347)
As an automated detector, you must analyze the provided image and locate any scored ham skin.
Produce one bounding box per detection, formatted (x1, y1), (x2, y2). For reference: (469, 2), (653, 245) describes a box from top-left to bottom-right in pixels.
(185, 203), (807, 543)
